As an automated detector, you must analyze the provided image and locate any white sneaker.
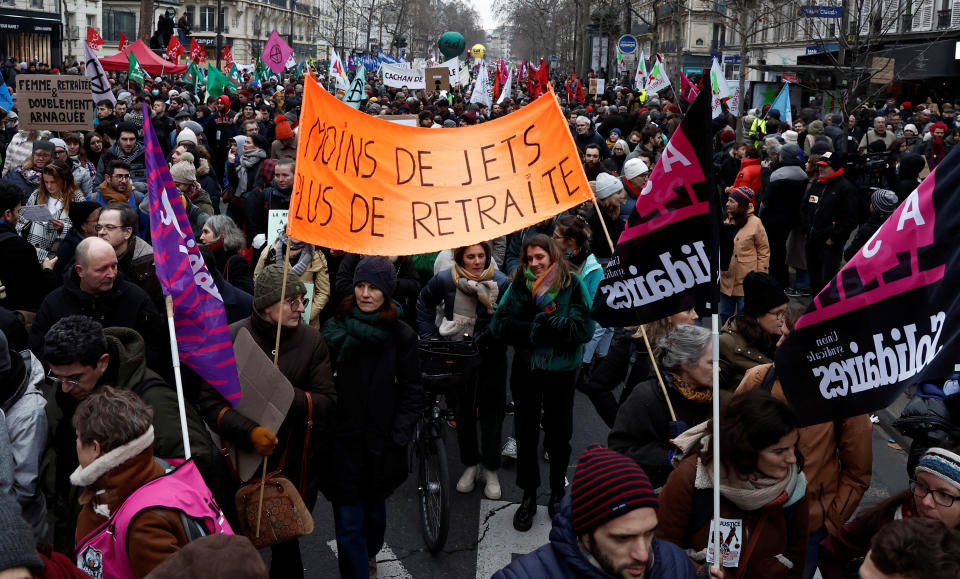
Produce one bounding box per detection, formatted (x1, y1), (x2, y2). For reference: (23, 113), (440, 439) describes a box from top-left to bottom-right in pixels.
(501, 437), (517, 459)
(483, 468), (501, 500)
(456, 465), (478, 493)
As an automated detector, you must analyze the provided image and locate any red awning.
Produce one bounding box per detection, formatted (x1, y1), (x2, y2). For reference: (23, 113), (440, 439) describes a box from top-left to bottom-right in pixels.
(99, 39), (187, 75)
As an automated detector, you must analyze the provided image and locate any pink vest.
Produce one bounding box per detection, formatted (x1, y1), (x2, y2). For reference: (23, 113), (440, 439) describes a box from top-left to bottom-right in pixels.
(75, 459), (233, 579)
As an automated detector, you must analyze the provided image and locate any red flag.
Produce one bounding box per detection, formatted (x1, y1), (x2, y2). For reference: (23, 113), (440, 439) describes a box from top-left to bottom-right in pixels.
(117, 32), (129, 52)
(190, 38), (205, 64)
(493, 61), (502, 100)
(222, 46), (235, 71)
(534, 57), (549, 98)
(681, 72), (699, 102)
(166, 36), (184, 63)
(86, 27), (104, 51)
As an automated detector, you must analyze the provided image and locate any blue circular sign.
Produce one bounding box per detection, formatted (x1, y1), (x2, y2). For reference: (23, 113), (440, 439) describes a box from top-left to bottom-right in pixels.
(617, 35), (638, 54)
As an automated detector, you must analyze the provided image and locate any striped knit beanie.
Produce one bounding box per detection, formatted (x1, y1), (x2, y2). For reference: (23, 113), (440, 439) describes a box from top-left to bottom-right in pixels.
(571, 445), (658, 535)
(916, 447), (960, 491)
(729, 186), (756, 207)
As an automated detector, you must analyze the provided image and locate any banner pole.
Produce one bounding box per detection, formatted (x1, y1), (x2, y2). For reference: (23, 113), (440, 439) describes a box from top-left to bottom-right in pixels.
(711, 312), (721, 569)
(164, 295), (192, 460)
(257, 239), (293, 538)
(640, 326), (676, 421)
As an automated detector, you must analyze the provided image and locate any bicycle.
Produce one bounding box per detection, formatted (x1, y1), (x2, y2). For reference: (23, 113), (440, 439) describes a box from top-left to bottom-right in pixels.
(414, 337), (481, 552)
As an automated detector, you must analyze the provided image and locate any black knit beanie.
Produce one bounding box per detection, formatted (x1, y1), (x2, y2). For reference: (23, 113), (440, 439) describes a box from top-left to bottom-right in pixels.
(352, 256), (397, 301)
(742, 271), (788, 318)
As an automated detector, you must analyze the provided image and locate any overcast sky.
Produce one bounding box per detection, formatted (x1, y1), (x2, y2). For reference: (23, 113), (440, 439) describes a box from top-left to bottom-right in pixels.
(476, 0), (498, 31)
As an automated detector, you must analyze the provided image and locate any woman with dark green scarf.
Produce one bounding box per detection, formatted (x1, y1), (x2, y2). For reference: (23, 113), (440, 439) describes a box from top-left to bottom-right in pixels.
(490, 234), (596, 532)
(319, 256), (422, 579)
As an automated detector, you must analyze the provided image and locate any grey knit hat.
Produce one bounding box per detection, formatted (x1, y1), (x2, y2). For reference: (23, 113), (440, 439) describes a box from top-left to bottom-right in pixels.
(0, 492), (43, 571)
(353, 256), (397, 301)
(254, 263), (307, 311)
(169, 152), (196, 184)
(32, 140), (55, 154)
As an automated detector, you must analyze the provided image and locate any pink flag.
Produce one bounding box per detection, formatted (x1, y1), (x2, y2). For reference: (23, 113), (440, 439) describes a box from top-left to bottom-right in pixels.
(681, 73), (699, 102)
(262, 30), (294, 75)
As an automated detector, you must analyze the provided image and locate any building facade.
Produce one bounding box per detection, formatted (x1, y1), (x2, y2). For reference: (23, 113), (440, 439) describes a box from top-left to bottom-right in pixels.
(0, 0), (63, 66)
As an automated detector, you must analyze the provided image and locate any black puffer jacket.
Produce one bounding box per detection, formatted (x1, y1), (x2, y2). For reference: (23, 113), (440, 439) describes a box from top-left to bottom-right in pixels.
(803, 168), (859, 245)
(760, 158), (808, 231)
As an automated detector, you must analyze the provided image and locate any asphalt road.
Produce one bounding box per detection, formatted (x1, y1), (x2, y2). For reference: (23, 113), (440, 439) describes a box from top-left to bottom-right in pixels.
(265, 382), (908, 578)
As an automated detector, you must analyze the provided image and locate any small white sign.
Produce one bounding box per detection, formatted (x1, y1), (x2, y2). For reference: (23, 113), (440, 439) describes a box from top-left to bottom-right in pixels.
(706, 517), (743, 568)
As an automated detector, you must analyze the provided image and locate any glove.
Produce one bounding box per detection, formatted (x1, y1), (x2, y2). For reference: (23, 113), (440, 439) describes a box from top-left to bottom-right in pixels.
(250, 426), (279, 456)
(667, 448), (677, 469)
(668, 420), (690, 438)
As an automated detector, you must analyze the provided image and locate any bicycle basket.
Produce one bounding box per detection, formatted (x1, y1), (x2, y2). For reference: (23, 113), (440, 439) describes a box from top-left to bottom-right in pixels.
(419, 338), (481, 377)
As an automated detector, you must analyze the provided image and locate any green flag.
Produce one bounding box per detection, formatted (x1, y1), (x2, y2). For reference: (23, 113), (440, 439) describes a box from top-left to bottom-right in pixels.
(207, 62), (236, 98)
(228, 63), (243, 86)
(127, 52), (146, 86)
(182, 61), (202, 84)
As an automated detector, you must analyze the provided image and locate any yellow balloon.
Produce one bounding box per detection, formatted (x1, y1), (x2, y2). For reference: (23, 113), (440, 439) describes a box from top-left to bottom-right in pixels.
(470, 44), (486, 59)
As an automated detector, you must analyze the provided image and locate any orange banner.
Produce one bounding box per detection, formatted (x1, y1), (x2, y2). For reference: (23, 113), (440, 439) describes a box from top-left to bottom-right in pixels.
(287, 74), (592, 255)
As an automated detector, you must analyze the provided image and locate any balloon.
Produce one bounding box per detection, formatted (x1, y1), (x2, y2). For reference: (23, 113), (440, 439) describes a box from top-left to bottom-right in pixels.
(470, 44), (486, 59)
(438, 32), (465, 60)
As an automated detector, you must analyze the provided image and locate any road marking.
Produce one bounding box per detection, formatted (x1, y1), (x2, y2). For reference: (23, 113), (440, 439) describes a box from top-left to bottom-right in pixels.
(475, 499), (552, 579)
(327, 540), (412, 578)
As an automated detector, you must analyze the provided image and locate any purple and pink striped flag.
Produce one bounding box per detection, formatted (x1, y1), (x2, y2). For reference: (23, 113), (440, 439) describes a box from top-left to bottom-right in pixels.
(142, 104), (242, 405)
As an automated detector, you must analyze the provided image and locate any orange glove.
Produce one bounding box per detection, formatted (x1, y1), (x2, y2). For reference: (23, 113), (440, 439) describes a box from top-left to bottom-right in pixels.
(250, 426), (278, 456)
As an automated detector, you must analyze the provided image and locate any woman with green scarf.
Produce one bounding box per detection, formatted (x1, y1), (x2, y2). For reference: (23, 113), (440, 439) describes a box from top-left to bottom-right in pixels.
(417, 241), (511, 501)
(490, 234), (596, 532)
(320, 256), (422, 579)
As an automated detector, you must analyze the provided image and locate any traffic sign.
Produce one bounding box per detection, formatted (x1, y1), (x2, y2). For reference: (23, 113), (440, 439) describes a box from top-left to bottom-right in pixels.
(800, 5), (842, 17)
(617, 35), (638, 54)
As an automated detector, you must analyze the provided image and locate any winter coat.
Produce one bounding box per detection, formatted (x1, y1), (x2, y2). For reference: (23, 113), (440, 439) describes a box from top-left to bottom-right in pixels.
(2, 349), (48, 541)
(117, 237), (163, 310)
(504, 220), (559, 274)
(843, 211), (888, 261)
(197, 311), (336, 508)
(254, 243), (331, 329)
(718, 315), (776, 391)
(608, 373), (713, 489)
(244, 183), (291, 245)
(97, 142), (147, 185)
(731, 158), (762, 194)
(68, 157), (93, 199)
(490, 273), (596, 373)
(211, 245), (254, 295)
(41, 327), (215, 554)
(16, 188), (86, 260)
(74, 445), (189, 579)
(895, 152), (925, 202)
(0, 219), (57, 311)
(28, 270), (165, 369)
(736, 364), (873, 534)
(573, 129), (611, 158)
(759, 159), (808, 232)
(53, 226), (85, 281)
(195, 158), (221, 213)
(803, 169), (859, 246)
(492, 494), (697, 579)
(2, 165), (40, 201)
(416, 267), (510, 339)
(719, 209), (769, 298)
(586, 207), (624, 262)
(318, 308), (421, 503)
(657, 455), (809, 579)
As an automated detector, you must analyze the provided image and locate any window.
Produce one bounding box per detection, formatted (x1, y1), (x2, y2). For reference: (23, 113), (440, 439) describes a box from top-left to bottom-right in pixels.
(103, 11), (136, 42)
(29, 0), (42, 8)
(199, 7), (227, 32)
(86, 15), (96, 27)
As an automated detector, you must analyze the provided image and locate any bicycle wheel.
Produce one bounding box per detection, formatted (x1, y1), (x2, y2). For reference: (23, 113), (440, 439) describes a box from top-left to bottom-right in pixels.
(417, 425), (450, 552)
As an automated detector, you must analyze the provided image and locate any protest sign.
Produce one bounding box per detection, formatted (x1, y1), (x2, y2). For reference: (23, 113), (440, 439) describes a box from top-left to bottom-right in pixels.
(381, 62), (425, 89)
(591, 79), (716, 327)
(16, 75), (94, 132)
(777, 145), (960, 426)
(425, 67), (451, 91)
(288, 75), (592, 255)
(267, 209), (288, 247)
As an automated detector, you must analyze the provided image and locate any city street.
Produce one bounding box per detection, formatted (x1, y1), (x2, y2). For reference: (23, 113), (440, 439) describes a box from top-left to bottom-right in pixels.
(280, 383), (909, 578)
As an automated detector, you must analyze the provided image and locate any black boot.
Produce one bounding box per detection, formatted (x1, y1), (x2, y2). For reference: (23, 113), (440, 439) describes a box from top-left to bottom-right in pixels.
(513, 491), (537, 532)
(548, 489), (565, 518)
(575, 361), (593, 391)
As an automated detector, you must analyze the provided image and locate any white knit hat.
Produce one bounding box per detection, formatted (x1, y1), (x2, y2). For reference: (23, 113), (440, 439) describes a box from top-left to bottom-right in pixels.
(595, 172), (623, 200)
(176, 127), (198, 146)
(623, 158), (649, 180)
(782, 130), (799, 145)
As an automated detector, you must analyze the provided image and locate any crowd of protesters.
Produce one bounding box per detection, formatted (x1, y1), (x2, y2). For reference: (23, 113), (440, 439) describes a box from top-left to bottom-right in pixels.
(1, 54), (959, 579)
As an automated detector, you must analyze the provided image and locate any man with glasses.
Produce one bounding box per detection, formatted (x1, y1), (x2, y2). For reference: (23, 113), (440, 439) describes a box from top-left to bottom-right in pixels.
(97, 203), (162, 308)
(39, 314), (217, 554)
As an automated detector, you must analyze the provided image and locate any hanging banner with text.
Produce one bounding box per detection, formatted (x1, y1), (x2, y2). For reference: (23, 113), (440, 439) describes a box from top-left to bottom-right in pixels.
(16, 75), (95, 132)
(776, 145), (960, 427)
(288, 75), (593, 255)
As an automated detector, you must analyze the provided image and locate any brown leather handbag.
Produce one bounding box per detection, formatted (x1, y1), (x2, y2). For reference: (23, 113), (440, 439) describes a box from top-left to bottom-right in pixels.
(219, 394), (315, 549)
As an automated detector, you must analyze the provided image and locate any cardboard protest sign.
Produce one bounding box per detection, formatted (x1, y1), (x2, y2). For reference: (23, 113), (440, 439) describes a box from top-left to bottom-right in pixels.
(16, 75), (94, 131)
(425, 67), (451, 91)
(777, 144), (960, 426)
(381, 62), (425, 89)
(288, 75), (592, 255)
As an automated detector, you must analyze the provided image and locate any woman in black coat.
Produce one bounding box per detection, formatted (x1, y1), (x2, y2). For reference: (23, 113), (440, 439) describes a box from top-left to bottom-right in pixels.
(199, 214), (254, 294)
(321, 256), (422, 579)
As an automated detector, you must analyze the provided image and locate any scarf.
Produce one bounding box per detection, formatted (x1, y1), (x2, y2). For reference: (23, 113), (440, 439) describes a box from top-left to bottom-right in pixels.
(440, 263), (500, 339)
(15, 166), (41, 186)
(668, 372), (712, 403)
(566, 245), (590, 273)
(524, 262), (561, 313)
(274, 235), (315, 277)
(672, 421), (807, 511)
(269, 181), (294, 206)
(236, 148), (267, 194)
(322, 306), (393, 363)
(111, 142), (145, 167)
(930, 137), (946, 168)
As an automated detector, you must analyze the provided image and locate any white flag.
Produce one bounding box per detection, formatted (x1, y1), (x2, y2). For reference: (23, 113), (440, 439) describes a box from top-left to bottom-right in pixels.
(497, 67), (513, 104)
(710, 58), (732, 119)
(470, 62), (492, 108)
(83, 43), (115, 106)
(634, 50), (648, 91)
(645, 56), (672, 94)
(328, 49), (349, 92)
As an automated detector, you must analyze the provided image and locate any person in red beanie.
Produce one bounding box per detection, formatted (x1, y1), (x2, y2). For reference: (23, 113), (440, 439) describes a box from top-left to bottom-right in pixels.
(203, 95), (239, 182)
(494, 445), (712, 579)
(915, 121), (952, 170)
(271, 114), (297, 159)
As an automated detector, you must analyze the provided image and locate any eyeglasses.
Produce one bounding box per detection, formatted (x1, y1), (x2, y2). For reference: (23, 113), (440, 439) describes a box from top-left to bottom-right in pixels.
(285, 295), (309, 310)
(109, 173), (130, 180)
(94, 224), (128, 232)
(910, 479), (960, 507)
(47, 370), (81, 390)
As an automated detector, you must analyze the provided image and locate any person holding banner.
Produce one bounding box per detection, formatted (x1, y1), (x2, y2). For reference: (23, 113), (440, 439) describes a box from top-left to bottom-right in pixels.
(490, 234), (596, 531)
(659, 391), (809, 578)
(416, 241), (510, 500)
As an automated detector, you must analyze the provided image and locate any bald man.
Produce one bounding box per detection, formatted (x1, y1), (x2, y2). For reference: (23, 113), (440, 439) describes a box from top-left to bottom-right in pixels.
(28, 237), (165, 370)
